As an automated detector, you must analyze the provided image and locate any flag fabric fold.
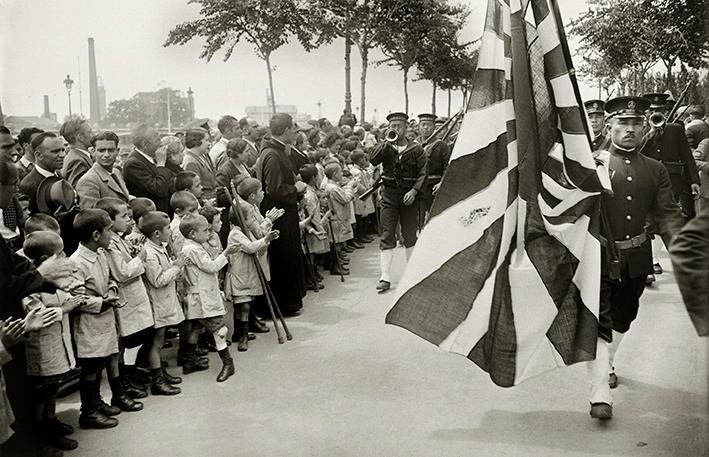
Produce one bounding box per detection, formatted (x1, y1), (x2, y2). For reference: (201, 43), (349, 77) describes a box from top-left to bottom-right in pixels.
(385, 0), (605, 387)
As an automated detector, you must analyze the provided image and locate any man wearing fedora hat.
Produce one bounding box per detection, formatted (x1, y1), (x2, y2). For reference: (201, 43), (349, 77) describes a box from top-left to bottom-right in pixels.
(19, 132), (67, 215)
(584, 100), (607, 151)
(369, 112), (427, 292)
(585, 96), (682, 421)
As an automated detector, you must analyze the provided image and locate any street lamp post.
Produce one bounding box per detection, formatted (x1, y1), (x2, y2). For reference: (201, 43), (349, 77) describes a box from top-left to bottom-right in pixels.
(63, 74), (74, 116)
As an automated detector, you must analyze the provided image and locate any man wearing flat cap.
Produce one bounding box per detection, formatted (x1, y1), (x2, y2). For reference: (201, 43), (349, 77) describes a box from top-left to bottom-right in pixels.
(584, 100), (607, 151)
(417, 113), (451, 217)
(584, 96), (683, 421)
(369, 112), (427, 292)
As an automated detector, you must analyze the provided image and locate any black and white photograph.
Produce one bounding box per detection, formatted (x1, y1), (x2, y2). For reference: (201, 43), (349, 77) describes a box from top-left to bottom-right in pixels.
(0, 0), (707, 456)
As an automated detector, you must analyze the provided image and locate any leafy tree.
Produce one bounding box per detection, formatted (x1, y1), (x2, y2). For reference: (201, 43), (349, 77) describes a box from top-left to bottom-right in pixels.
(314, 0), (404, 122)
(570, 0), (709, 94)
(377, 0), (467, 113)
(165, 0), (322, 114)
(104, 97), (147, 127)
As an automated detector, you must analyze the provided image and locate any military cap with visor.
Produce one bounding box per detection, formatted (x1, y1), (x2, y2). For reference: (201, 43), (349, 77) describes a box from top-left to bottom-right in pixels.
(584, 99), (605, 115)
(604, 96), (650, 119)
(386, 112), (408, 123)
(641, 93), (670, 110)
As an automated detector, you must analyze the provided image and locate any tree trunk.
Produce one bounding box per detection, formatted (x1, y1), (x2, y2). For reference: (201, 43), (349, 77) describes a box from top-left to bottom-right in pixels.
(403, 68), (409, 114)
(359, 45), (368, 123)
(447, 88), (451, 117)
(265, 53), (276, 114)
(344, 35), (352, 115)
(431, 81), (437, 115)
(664, 58), (675, 94)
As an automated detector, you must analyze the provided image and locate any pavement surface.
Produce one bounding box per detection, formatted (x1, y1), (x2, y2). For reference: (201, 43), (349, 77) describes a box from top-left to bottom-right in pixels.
(58, 242), (708, 457)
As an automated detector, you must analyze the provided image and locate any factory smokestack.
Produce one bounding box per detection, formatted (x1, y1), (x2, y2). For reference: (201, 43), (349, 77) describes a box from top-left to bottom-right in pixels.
(88, 38), (100, 123)
(43, 95), (50, 118)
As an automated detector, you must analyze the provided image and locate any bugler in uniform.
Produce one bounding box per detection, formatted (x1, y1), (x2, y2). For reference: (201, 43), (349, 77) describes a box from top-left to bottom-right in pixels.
(369, 112), (428, 292)
(585, 96), (683, 421)
(584, 99), (607, 151)
(640, 93), (700, 220)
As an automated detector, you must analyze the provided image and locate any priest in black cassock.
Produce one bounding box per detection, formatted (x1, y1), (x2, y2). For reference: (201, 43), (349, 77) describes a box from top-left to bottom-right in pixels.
(257, 114), (309, 316)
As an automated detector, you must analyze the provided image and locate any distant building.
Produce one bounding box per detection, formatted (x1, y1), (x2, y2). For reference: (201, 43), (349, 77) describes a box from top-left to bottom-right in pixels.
(4, 116), (60, 134)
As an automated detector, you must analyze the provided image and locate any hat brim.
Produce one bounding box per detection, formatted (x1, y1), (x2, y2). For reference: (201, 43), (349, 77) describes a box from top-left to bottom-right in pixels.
(36, 176), (76, 214)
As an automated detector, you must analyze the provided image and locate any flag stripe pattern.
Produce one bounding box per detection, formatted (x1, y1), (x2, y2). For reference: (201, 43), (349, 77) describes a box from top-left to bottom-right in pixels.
(385, 0), (604, 387)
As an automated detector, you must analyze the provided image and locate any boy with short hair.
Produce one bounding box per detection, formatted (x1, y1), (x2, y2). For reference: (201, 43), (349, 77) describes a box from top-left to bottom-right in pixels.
(125, 197), (156, 248)
(139, 211), (184, 396)
(324, 162), (358, 273)
(69, 209), (123, 430)
(180, 215), (239, 382)
(174, 171), (203, 200)
(22, 231), (84, 452)
(349, 150), (375, 244)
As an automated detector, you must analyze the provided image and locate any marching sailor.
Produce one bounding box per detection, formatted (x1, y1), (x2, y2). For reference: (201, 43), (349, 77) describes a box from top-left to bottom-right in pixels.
(418, 113), (452, 216)
(584, 99), (607, 151)
(369, 112), (427, 292)
(586, 96), (683, 421)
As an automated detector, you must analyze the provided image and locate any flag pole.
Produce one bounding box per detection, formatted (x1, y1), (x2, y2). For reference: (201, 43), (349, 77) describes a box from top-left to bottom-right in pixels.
(548, 0), (594, 149)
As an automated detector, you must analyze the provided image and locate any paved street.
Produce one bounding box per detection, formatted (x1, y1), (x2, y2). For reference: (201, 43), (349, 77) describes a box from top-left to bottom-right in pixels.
(58, 242), (708, 457)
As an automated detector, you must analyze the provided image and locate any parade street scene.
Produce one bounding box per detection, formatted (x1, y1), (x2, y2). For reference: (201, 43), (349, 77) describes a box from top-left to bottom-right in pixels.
(0, 0), (707, 456)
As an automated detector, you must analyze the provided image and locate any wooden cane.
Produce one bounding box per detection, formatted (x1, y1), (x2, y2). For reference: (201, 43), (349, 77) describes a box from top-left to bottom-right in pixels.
(225, 184), (288, 343)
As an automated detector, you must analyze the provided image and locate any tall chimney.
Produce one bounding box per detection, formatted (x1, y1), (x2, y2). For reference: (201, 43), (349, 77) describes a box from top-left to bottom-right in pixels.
(43, 95), (50, 118)
(88, 38), (100, 123)
(187, 87), (195, 120)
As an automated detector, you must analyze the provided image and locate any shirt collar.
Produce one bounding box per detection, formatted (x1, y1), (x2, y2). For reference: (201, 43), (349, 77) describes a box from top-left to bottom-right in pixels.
(242, 138), (256, 149)
(19, 156), (33, 168)
(147, 238), (167, 252)
(74, 147), (92, 161)
(76, 243), (99, 261)
(34, 164), (57, 178)
(135, 148), (155, 165)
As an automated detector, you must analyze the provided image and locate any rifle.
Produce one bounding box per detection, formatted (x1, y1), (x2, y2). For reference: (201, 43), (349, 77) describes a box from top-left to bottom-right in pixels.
(667, 82), (692, 123)
(225, 183), (292, 343)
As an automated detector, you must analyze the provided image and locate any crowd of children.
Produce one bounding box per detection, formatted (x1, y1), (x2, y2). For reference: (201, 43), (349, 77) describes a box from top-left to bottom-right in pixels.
(0, 130), (380, 456)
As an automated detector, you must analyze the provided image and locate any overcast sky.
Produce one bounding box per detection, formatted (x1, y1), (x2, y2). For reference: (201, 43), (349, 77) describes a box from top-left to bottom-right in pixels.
(0, 0), (592, 124)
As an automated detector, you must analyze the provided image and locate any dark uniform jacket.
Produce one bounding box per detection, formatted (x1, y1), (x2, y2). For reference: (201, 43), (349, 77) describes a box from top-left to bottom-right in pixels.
(370, 140), (428, 193)
(423, 139), (451, 186)
(602, 144), (682, 278)
(591, 130), (607, 152)
(670, 205), (709, 336)
(640, 123), (699, 196)
(122, 150), (175, 214)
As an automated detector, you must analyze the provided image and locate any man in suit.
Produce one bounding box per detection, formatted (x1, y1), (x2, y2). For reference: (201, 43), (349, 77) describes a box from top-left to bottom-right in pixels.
(76, 131), (131, 209)
(19, 132), (66, 214)
(239, 117), (262, 170)
(60, 117), (94, 187)
(209, 115), (241, 170)
(122, 124), (175, 213)
(585, 96), (683, 421)
(14, 127), (43, 182)
(584, 99), (607, 151)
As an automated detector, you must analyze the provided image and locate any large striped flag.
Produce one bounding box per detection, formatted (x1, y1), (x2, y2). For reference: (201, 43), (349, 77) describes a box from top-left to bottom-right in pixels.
(385, 0), (608, 387)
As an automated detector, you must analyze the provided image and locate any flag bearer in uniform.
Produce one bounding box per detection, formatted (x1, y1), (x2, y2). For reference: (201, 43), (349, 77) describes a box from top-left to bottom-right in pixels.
(586, 96), (682, 421)
(584, 100), (607, 151)
(369, 112), (427, 292)
(418, 113), (451, 217)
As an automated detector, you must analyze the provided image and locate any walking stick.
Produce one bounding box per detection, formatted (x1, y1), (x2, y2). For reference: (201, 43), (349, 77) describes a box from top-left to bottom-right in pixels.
(225, 184), (290, 343)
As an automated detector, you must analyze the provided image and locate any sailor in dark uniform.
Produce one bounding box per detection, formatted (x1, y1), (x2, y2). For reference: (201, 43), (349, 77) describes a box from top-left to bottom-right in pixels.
(585, 96), (683, 421)
(639, 93), (700, 281)
(584, 99), (607, 151)
(417, 113), (451, 218)
(369, 112), (427, 292)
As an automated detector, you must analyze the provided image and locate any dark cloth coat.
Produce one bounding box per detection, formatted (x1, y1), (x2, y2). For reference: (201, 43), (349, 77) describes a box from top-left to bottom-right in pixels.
(183, 150), (218, 200)
(18, 168), (46, 214)
(122, 150), (175, 213)
(670, 205), (709, 336)
(258, 138), (308, 314)
(61, 147), (93, 188)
